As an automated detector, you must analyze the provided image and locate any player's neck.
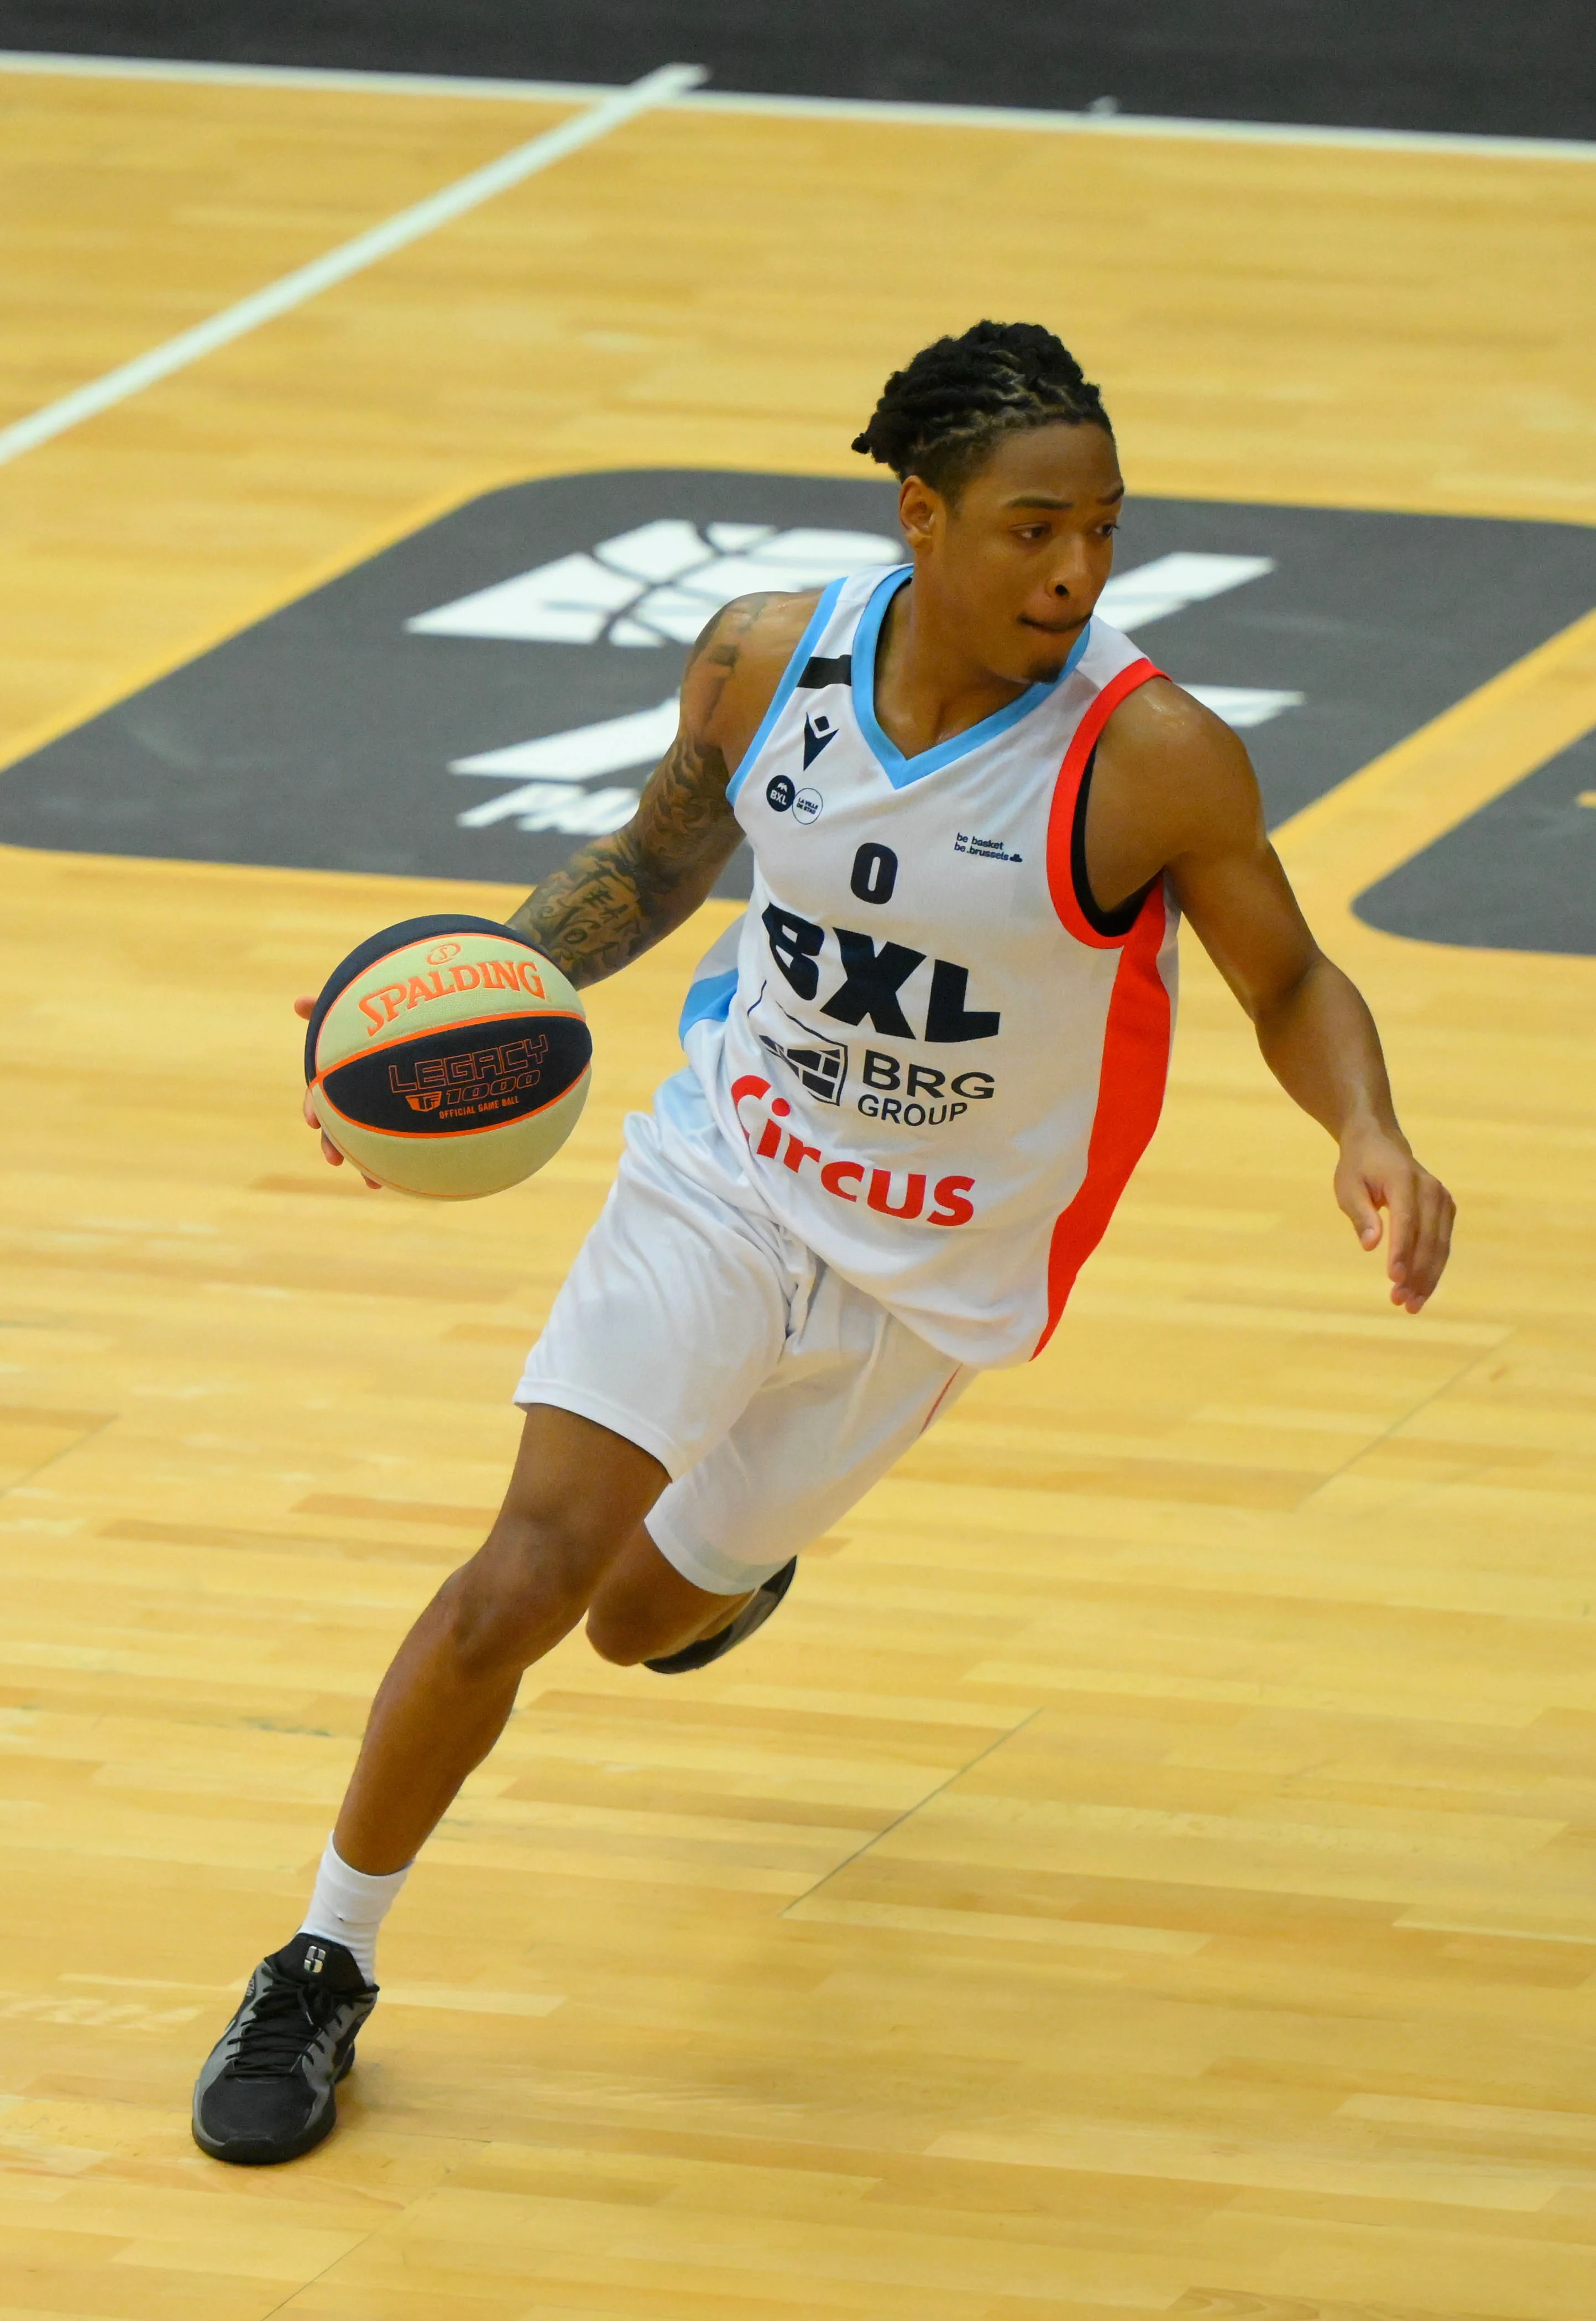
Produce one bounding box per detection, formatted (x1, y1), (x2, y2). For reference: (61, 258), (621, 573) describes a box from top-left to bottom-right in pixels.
(872, 577), (1031, 759)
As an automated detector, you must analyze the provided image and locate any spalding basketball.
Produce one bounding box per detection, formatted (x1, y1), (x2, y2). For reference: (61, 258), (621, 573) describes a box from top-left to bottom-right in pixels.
(304, 915), (591, 1199)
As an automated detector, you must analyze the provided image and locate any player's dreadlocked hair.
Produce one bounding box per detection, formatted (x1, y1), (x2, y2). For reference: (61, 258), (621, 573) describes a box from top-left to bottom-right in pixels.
(851, 321), (1111, 501)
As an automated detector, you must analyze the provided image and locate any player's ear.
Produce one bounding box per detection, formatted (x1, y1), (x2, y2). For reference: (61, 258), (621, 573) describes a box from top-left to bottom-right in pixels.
(898, 473), (940, 553)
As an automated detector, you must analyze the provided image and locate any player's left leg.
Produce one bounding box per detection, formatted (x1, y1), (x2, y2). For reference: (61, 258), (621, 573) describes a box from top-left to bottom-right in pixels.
(584, 1524), (757, 1665)
(584, 1524), (799, 1672)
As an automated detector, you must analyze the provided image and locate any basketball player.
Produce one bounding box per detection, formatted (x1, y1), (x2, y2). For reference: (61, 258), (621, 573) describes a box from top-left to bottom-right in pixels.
(193, 322), (1453, 2163)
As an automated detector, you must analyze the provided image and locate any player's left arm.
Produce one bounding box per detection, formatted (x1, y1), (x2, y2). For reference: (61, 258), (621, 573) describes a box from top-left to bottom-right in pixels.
(1096, 681), (1455, 1313)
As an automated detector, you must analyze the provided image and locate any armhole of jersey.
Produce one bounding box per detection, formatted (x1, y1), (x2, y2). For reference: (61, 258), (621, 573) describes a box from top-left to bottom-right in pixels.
(725, 576), (849, 807)
(1045, 658), (1165, 949)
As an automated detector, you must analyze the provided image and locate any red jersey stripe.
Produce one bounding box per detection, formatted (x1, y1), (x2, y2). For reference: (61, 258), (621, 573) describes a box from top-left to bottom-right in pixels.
(1034, 881), (1175, 1355)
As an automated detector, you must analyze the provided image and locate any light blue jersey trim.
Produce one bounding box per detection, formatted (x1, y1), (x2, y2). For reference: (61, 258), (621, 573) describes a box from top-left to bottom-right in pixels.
(853, 567), (1092, 789)
(725, 575), (849, 805)
(677, 968), (737, 1042)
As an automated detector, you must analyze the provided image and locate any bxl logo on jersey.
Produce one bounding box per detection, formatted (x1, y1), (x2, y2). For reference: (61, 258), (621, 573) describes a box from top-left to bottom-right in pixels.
(762, 905), (1001, 1042)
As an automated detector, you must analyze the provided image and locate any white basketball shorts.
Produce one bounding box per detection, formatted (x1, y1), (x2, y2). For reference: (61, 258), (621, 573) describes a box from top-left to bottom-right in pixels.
(515, 1067), (972, 1594)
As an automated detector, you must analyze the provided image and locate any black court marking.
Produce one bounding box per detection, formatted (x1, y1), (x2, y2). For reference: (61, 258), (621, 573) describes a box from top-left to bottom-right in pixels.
(11, 1), (1594, 139)
(1355, 723), (1596, 957)
(1, 469), (1592, 944)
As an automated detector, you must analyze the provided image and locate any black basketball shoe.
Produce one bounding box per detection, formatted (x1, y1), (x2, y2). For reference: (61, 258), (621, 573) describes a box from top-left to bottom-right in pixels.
(192, 1933), (377, 2166)
(644, 1555), (798, 1674)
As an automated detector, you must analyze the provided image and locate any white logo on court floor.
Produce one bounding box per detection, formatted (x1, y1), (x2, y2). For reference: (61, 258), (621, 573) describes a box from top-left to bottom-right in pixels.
(420, 534), (1304, 835)
(409, 520), (901, 649)
(450, 698), (679, 837)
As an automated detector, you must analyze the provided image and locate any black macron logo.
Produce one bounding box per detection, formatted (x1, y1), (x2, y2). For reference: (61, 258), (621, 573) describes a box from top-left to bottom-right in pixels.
(803, 712), (839, 770)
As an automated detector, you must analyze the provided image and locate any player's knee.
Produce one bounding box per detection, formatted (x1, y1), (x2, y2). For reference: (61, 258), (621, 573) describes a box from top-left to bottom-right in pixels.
(444, 1508), (618, 1675)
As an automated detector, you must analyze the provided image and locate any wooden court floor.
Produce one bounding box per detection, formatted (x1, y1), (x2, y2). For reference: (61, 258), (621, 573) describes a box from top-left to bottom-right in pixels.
(2, 60), (1595, 2321)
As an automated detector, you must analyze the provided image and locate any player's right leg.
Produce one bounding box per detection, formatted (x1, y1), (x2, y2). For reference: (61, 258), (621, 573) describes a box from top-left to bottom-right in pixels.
(191, 1400), (666, 2168)
(192, 1073), (799, 2166)
(331, 1402), (669, 1875)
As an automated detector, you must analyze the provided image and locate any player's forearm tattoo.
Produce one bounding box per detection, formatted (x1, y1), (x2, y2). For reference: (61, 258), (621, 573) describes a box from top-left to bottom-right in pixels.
(507, 728), (734, 986)
(506, 597), (775, 987)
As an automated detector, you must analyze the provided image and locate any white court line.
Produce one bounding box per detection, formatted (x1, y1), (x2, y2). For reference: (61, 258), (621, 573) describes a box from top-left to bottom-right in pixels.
(0, 46), (614, 105)
(0, 60), (704, 471)
(2, 46), (1593, 162)
(692, 87), (1596, 163)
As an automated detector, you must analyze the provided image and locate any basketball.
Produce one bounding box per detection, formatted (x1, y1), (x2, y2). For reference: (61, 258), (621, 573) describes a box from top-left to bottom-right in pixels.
(303, 913), (592, 1198)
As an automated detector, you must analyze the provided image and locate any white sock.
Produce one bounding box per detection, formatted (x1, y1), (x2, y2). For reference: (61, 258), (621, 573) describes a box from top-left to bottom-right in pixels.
(298, 1837), (411, 1984)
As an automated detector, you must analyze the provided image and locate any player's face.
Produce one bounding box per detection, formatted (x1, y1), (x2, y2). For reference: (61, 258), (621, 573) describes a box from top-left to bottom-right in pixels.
(900, 423), (1125, 686)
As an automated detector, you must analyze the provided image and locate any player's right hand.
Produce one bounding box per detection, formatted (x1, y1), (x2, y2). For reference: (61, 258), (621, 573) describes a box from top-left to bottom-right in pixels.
(294, 995), (383, 1188)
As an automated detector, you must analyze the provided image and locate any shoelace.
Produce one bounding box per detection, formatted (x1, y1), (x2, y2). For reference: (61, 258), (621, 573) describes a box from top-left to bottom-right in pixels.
(228, 1972), (349, 2078)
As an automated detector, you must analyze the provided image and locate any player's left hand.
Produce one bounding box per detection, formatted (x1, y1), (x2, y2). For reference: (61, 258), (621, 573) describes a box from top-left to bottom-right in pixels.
(1334, 1123), (1454, 1314)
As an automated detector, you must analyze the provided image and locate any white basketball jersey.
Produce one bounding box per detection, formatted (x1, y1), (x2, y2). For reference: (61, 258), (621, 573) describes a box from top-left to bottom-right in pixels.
(679, 564), (1179, 1367)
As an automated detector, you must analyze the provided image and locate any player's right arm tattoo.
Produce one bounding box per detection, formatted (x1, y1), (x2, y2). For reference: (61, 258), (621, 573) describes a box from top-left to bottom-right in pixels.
(505, 595), (777, 988)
